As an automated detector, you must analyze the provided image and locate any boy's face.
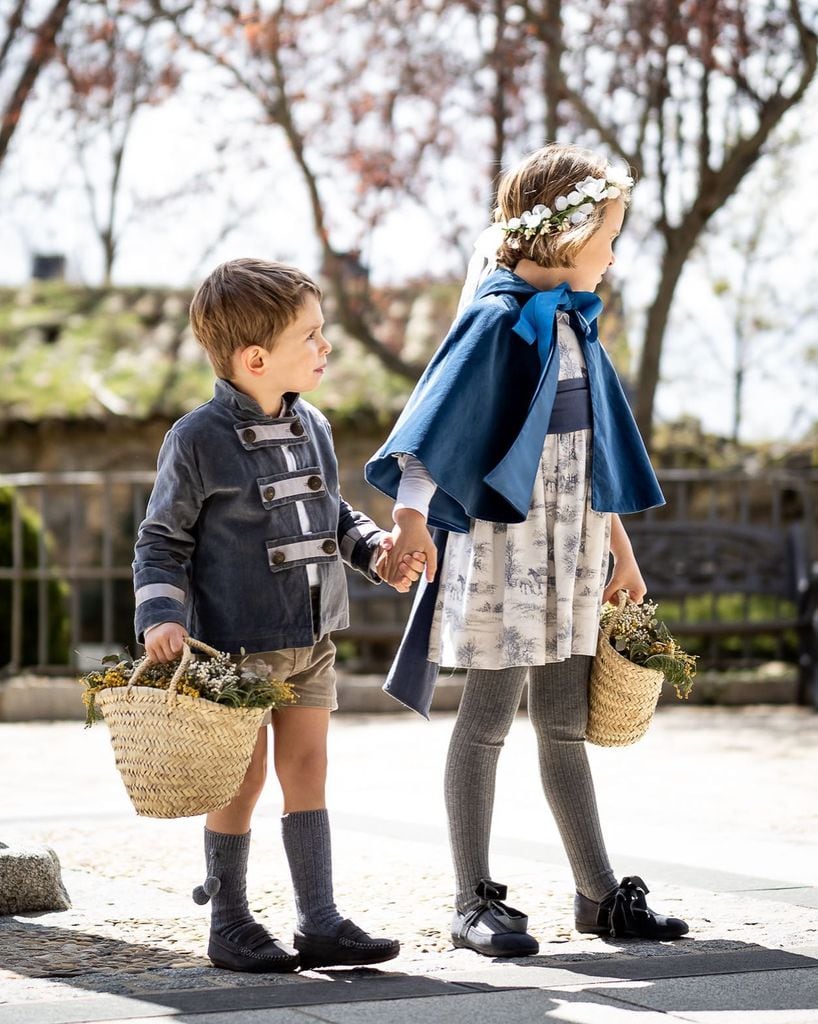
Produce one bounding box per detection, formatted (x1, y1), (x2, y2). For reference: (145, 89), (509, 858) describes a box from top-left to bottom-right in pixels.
(261, 293), (331, 396)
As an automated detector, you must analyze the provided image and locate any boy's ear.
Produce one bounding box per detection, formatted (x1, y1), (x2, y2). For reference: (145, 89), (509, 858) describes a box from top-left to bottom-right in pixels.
(239, 345), (268, 376)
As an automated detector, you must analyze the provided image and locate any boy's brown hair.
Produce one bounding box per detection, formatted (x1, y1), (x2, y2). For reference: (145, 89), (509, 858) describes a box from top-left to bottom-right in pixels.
(190, 258), (322, 378)
(494, 143), (631, 271)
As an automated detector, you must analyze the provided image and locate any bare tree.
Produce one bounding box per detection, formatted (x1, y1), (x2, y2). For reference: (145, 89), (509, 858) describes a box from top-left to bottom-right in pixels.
(516, 0), (818, 445)
(0, 0), (73, 168)
(697, 137), (818, 443)
(144, 0), (500, 379)
(56, 0), (180, 283)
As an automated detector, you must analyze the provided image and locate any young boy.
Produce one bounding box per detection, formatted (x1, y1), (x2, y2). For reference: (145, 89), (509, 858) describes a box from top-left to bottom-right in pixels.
(133, 258), (423, 972)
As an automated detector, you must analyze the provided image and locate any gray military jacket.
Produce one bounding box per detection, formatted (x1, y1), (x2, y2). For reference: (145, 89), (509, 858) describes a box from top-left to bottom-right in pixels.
(133, 379), (386, 653)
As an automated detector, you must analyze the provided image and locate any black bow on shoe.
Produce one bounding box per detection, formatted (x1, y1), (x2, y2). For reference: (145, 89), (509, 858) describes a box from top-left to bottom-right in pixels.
(451, 878), (539, 957)
(597, 875), (688, 940)
(609, 875), (651, 937)
(471, 879), (529, 933)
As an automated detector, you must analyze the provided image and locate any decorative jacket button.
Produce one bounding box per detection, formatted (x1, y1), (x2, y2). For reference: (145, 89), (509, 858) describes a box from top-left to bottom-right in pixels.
(307, 475), (322, 491)
(263, 486), (276, 502)
(242, 428), (256, 444)
(321, 539), (337, 555)
(290, 421), (304, 436)
(271, 550), (286, 565)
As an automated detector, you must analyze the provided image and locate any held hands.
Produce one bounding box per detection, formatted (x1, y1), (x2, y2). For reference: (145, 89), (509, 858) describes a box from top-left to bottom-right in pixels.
(376, 508), (438, 591)
(144, 621), (188, 663)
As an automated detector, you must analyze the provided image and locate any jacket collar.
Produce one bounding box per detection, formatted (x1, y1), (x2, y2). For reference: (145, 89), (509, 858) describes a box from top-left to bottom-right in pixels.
(213, 378), (299, 419)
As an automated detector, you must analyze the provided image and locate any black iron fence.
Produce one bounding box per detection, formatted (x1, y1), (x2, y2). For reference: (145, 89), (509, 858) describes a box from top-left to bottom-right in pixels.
(1, 469), (817, 691)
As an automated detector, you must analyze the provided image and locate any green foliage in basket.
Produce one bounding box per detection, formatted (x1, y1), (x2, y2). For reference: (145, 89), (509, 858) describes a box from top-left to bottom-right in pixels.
(79, 649), (296, 727)
(600, 598), (697, 699)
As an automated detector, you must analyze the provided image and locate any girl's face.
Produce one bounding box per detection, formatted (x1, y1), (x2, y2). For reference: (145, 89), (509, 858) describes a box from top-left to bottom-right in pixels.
(561, 198), (625, 292)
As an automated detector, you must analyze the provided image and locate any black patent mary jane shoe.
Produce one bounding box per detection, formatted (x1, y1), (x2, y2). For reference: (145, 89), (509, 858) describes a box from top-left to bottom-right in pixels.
(575, 875), (689, 940)
(451, 879), (539, 958)
(294, 918), (400, 970)
(208, 923), (300, 972)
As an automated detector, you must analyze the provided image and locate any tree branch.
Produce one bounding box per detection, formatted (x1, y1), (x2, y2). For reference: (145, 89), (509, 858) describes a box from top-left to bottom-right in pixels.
(0, 0), (72, 167)
(151, 0), (424, 380)
(0, 0), (28, 71)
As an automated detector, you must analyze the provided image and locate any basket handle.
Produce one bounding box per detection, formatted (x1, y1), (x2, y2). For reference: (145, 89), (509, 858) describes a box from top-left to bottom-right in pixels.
(601, 589), (630, 641)
(127, 635), (224, 703)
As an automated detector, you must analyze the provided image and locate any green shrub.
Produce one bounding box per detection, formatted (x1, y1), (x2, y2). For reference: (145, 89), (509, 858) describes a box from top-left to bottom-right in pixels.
(0, 486), (70, 668)
(654, 593), (800, 663)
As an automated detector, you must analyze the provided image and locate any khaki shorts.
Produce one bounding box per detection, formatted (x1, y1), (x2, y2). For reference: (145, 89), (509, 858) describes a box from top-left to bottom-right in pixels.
(252, 634), (338, 724)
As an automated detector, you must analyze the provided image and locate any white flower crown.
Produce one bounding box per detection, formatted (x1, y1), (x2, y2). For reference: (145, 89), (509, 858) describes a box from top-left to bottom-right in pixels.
(498, 168), (634, 246)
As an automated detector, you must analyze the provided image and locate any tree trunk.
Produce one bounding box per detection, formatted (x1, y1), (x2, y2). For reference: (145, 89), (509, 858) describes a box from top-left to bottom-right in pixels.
(0, 0), (72, 168)
(543, 0), (562, 141)
(634, 230), (692, 447)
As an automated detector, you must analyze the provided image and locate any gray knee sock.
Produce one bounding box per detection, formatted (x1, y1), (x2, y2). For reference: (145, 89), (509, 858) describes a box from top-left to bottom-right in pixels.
(196, 828), (259, 942)
(529, 657), (617, 902)
(281, 809), (344, 936)
(444, 666), (529, 912)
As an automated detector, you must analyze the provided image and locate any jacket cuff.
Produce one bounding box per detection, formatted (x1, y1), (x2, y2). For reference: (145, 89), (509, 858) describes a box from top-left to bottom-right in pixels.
(134, 586), (188, 644)
(345, 528), (388, 583)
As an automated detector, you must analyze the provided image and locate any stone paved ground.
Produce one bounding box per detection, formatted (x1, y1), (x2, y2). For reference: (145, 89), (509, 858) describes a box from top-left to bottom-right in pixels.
(1, 705), (817, 1022)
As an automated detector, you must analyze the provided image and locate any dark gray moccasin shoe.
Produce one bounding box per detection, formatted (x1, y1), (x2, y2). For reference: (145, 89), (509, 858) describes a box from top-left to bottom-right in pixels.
(451, 879), (539, 958)
(575, 876), (689, 940)
(294, 918), (400, 970)
(208, 924), (300, 972)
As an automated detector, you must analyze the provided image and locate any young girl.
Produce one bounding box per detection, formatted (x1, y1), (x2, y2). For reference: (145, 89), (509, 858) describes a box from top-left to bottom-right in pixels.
(367, 144), (689, 955)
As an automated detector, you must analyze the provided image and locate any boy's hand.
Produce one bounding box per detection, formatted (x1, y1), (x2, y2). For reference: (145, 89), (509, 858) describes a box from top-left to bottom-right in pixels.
(376, 535), (427, 592)
(378, 508), (438, 587)
(144, 622), (188, 663)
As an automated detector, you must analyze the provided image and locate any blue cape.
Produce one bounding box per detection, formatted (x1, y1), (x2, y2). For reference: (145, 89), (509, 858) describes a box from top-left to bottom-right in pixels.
(365, 269), (664, 535)
(365, 268), (665, 717)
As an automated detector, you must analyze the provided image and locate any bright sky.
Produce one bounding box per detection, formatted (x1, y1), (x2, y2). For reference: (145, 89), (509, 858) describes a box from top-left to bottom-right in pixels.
(1, 67), (816, 444)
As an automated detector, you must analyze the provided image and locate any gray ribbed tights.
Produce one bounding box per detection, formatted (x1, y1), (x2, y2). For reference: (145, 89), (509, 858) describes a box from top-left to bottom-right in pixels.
(445, 656), (618, 911)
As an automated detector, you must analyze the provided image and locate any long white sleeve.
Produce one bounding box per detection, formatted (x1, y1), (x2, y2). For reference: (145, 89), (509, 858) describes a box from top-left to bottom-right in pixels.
(394, 454), (437, 521)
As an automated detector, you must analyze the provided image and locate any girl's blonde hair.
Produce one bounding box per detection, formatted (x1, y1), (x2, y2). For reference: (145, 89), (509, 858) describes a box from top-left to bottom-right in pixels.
(494, 144), (631, 270)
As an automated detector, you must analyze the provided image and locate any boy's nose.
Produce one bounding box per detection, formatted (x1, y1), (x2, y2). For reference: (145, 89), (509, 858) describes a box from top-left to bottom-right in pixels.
(321, 334), (332, 354)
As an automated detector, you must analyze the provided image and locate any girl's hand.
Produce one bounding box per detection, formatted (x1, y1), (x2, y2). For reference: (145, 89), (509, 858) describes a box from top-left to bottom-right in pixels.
(379, 508), (438, 587)
(602, 554), (647, 604)
(145, 622), (188, 662)
(604, 514), (647, 604)
(376, 535), (427, 592)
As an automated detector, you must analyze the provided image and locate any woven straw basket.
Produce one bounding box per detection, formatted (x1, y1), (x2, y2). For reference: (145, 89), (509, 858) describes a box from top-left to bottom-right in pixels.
(586, 592), (664, 747)
(95, 637), (266, 818)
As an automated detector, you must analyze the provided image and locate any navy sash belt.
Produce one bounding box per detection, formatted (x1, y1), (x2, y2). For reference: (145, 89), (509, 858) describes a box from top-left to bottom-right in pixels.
(546, 376), (592, 434)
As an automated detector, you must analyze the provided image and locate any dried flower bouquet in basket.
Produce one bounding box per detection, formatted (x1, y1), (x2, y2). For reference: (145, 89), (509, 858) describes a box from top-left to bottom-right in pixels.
(78, 638), (296, 818)
(80, 645), (296, 728)
(599, 598), (697, 700)
(587, 594), (698, 748)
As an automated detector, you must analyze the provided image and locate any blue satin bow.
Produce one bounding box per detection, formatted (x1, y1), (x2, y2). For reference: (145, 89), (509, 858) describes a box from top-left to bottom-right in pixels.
(512, 282), (604, 362)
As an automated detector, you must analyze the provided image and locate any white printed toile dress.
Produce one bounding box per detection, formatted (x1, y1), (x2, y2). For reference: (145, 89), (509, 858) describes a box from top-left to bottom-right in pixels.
(427, 312), (612, 670)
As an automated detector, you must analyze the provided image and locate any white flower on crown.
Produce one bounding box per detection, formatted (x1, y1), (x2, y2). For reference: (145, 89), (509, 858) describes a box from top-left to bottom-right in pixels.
(605, 165), (634, 191)
(577, 176), (609, 201)
(498, 166), (634, 242)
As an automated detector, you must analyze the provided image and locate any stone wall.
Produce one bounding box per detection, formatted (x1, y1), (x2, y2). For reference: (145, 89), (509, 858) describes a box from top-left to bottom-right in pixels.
(0, 416), (396, 522)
